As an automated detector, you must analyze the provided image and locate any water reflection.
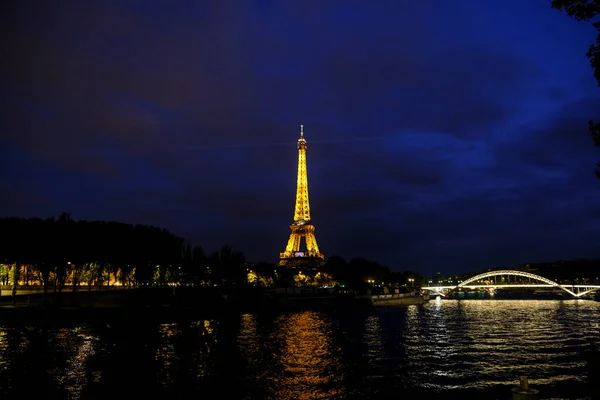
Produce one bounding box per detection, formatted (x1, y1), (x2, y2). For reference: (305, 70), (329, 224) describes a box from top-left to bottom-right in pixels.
(0, 300), (598, 399)
(0, 325), (101, 399)
(362, 315), (382, 359)
(0, 328), (8, 372)
(52, 326), (101, 399)
(405, 300), (599, 396)
(272, 311), (344, 399)
(237, 314), (259, 366)
(156, 323), (180, 389)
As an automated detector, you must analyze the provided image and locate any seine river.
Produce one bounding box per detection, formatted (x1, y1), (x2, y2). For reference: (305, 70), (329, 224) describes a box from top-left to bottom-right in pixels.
(1, 299), (599, 399)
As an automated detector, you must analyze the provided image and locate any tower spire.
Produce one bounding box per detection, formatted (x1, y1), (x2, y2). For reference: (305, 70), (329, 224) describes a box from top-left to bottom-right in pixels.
(300, 124), (304, 137)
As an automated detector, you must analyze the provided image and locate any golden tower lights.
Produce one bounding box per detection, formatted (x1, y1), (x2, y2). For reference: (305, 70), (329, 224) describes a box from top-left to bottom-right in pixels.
(278, 125), (325, 268)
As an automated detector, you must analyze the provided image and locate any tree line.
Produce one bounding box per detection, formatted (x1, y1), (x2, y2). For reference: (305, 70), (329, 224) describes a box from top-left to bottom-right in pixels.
(249, 255), (422, 292)
(0, 214), (421, 295)
(0, 213), (246, 294)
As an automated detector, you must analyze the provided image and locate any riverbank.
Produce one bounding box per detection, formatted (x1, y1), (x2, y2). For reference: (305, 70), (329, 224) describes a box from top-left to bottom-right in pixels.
(0, 287), (422, 323)
(370, 293), (430, 306)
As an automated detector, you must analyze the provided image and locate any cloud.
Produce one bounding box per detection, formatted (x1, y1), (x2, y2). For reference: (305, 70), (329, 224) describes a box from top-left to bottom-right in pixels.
(1, 0), (541, 173)
(1, 1), (599, 273)
(493, 98), (600, 179)
(313, 45), (542, 137)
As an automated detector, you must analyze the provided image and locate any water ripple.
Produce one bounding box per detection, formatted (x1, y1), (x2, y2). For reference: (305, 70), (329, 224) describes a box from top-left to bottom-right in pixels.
(0, 299), (598, 399)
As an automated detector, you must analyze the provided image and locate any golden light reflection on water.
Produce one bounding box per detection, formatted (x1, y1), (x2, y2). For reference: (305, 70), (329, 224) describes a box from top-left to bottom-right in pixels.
(156, 323), (181, 388)
(195, 319), (216, 378)
(0, 328), (7, 372)
(155, 320), (218, 385)
(271, 311), (344, 400)
(203, 319), (214, 335)
(191, 319), (216, 353)
(1, 299), (598, 398)
(238, 313), (259, 363)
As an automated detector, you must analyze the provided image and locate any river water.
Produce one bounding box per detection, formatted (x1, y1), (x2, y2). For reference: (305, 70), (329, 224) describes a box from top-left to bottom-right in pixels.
(1, 298), (599, 399)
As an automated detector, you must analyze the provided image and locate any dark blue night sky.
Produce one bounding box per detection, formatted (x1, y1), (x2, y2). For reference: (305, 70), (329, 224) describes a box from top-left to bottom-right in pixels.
(1, 1), (599, 275)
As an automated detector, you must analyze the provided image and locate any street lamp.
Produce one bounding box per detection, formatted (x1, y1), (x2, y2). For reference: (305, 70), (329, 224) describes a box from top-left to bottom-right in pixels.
(408, 278), (414, 287)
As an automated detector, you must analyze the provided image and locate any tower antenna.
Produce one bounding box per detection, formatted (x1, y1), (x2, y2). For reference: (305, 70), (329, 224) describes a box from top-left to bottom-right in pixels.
(300, 124), (304, 137)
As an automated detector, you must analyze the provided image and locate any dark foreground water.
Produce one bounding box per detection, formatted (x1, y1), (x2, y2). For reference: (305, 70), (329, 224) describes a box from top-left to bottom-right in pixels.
(1, 299), (599, 399)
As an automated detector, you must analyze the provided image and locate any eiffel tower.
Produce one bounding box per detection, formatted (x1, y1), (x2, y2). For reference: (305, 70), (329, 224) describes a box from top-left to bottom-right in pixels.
(278, 125), (325, 268)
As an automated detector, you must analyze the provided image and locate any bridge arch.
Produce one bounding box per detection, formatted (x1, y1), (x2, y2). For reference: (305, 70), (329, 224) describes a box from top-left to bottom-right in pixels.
(457, 270), (576, 297)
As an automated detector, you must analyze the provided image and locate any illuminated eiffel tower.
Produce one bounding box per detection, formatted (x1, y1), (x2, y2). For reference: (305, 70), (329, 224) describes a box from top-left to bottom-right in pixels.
(278, 125), (325, 268)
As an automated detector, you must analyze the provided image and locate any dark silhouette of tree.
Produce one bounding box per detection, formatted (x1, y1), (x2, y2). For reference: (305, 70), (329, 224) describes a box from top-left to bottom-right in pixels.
(274, 265), (295, 287)
(181, 242), (193, 285)
(191, 245), (208, 284)
(552, 0), (600, 177)
(0, 215), (203, 290)
(52, 212), (72, 293)
(0, 214), (428, 293)
(208, 246), (246, 286)
(400, 270), (426, 288)
(251, 262), (277, 285)
(346, 258), (382, 291)
(322, 255), (347, 281)
(10, 262), (20, 304)
(321, 256), (409, 291)
(38, 217), (56, 294)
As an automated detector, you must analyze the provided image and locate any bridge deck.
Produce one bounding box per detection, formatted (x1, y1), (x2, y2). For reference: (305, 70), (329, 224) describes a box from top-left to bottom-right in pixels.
(422, 284), (600, 290)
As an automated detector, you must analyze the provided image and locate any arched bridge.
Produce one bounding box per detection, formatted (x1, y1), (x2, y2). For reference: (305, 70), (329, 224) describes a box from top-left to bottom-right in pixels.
(421, 270), (600, 298)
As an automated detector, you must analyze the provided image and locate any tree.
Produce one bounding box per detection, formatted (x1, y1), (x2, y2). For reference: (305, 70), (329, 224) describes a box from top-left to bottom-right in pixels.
(314, 272), (336, 287)
(191, 245), (207, 284)
(0, 215), (258, 291)
(10, 262), (20, 303)
(208, 246), (246, 286)
(552, 0), (600, 177)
